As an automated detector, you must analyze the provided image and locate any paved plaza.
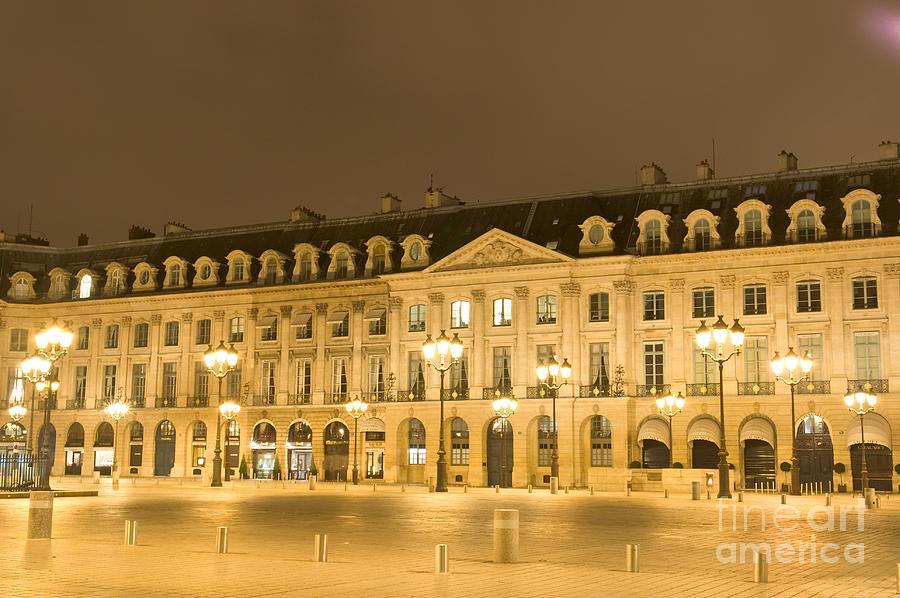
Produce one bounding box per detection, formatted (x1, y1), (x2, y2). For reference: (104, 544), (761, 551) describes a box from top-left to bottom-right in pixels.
(1, 482), (899, 597)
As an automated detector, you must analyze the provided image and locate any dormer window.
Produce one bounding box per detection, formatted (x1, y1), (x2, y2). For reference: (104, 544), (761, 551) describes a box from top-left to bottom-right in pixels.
(636, 210), (670, 256)
(140, 271), (150, 285)
(336, 253), (348, 278)
(372, 246), (386, 274)
(645, 220), (661, 253)
(364, 236), (394, 276)
(694, 220), (711, 250)
(264, 258), (277, 284)
(851, 200), (873, 238)
(840, 189), (881, 240)
(110, 270), (122, 294)
(745, 210), (763, 246)
(79, 275), (92, 299)
(786, 200), (825, 244)
(258, 250), (287, 285)
(683, 210), (720, 252)
(233, 258), (245, 281)
(169, 264), (180, 286)
(400, 235), (432, 269)
(797, 210), (815, 242)
(14, 278), (29, 299)
(734, 200), (772, 248)
(578, 216), (615, 255)
(299, 254), (312, 281)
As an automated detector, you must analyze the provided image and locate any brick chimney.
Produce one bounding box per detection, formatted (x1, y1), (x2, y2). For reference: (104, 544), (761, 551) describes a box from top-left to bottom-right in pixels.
(164, 221), (191, 236)
(128, 225), (156, 240)
(425, 187), (464, 209)
(77, 233), (89, 246)
(777, 150), (798, 172)
(289, 205), (325, 223)
(640, 163), (667, 186)
(696, 159), (714, 181)
(381, 193), (401, 213)
(878, 140), (899, 160)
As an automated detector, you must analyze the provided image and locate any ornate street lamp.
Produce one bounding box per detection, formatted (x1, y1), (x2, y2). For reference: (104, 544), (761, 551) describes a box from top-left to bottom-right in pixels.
(219, 400), (241, 481)
(204, 341), (239, 487)
(422, 330), (463, 493)
(771, 348), (813, 495)
(656, 391), (685, 468)
(105, 399), (129, 490)
(844, 390), (877, 492)
(535, 355), (572, 480)
(492, 397), (518, 488)
(9, 403), (27, 423)
(345, 397), (368, 484)
(695, 315), (744, 498)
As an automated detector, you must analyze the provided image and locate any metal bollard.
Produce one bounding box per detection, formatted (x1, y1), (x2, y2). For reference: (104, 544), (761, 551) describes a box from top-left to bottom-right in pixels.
(463, 484), (467, 493)
(124, 520), (137, 546)
(314, 533), (328, 562)
(550, 477), (559, 495)
(528, 484), (533, 494)
(216, 526), (228, 554)
(627, 487), (632, 497)
(564, 485), (569, 495)
(373, 483), (377, 492)
(664, 489), (669, 498)
(826, 494), (832, 506)
(590, 485), (595, 496)
(691, 481), (700, 500)
(625, 544), (639, 572)
(492, 509), (519, 563)
(737, 491), (744, 503)
(706, 490), (711, 500)
(401, 484), (406, 493)
(435, 544), (449, 574)
(344, 481), (348, 491)
(27, 491), (54, 540)
(781, 494), (787, 505)
(753, 550), (768, 583)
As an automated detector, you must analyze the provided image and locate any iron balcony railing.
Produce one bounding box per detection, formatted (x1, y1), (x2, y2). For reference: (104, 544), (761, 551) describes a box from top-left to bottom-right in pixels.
(440, 387), (470, 400)
(848, 379), (889, 393)
(66, 398), (85, 410)
(155, 397), (177, 408)
(287, 393), (311, 405)
(253, 395), (276, 406)
(580, 384), (612, 398)
(398, 389), (426, 402)
(634, 384), (670, 398)
(131, 397), (146, 408)
(738, 382), (775, 395)
(482, 386), (513, 400)
(188, 396), (209, 408)
(796, 380), (831, 395)
(526, 386), (558, 399)
(326, 393), (348, 404)
(686, 383), (721, 397)
(0, 453), (43, 492)
(37, 398), (58, 410)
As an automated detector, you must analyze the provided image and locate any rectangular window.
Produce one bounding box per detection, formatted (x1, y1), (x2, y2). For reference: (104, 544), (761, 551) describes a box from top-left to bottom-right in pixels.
(743, 336), (769, 383)
(692, 288), (715, 319)
(589, 343), (610, 389)
(450, 300), (470, 329)
(536, 295), (557, 324)
(852, 277), (878, 310)
(9, 328), (27, 352)
(743, 284), (767, 316)
(331, 357), (348, 398)
(643, 342), (664, 387)
(331, 313), (349, 337)
(591, 417), (612, 467)
(195, 319), (211, 345)
(493, 298), (512, 327)
(368, 355), (385, 399)
(103, 364), (117, 400)
(74, 366), (87, 401)
(260, 360), (276, 400)
(164, 321), (179, 346)
(105, 325), (119, 349)
(797, 280), (822, 313)
(643, 291), (665, 321)
(295, 359), (312, 398)
(451, 421), (469, 466)
(797, 334), (824, 381)
(854, 332), (881, 380)
(229, 317), (245, 343)
(492, 347), (512, 390)
(408, 352), (424, 395)
(744, 184), (767, 197)
(131, 364), (146, 401)
(448, 349), (469, 396)
(368, 310), (386, 336)
(260, 316), (278, 342)
(226, 364), (242, 398)
(589, 292), (609, 322)
(76, 326), (89, 350)
(292, 312), (313, 340)
(536, 344), (556, 382)
(194, 362), (209, 399)
(133, 323), (149, 348)
(408, 304), (426, 332)
(162, 362), (177, 399)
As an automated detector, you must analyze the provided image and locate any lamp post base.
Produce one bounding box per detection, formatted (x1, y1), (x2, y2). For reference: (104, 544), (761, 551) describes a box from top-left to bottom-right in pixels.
(790, 459), (801, 496)
(211, 453), (223, 487)
(717, 451), (731, 499)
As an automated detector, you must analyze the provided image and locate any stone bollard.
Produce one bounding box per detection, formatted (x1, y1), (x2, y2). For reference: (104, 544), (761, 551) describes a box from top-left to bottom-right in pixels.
(401, 484), (406, 493)
(781, 494), (787, 505)
(737, 491), (744, 503)
(131, 477), (137, 486)
(663, 489), (669, 499)
(564, 485), (569, 495)
(753, 550), (768, 583)
(435, 544), (449, 574)
(309, 475), (317, 491)
(550, 477), (559, 495)
(527, 484), (533, 494)
(428, 477), (435, 493)
(112, 474), (120, 491)
(124, 520), (137, 546)
(706, 491), (711, 500)
(865, 488), (875, 509)
(314, 533), (328, 562)
(691, 481), (700, 501)
(590, 485), (595, 496)
(373, 483), (377, 492)
(876, 496), (882, 509)
(625, 544), (639, 572)
(93, 470), (101, 485)
(495, 485), (500, 494)
(27, 491), (54, 540)
(216, 526), (228, 554)
(463, 484), (467, 493)
(492, 509), (519, 563)
(826, 494), (832, 506)
(344, 481), (348, 492)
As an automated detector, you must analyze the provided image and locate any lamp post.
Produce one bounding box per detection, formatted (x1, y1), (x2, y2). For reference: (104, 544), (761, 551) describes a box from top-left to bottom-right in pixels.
(345, 397), (368, 484)
(492, 397), (518, 487)
(105, 399), (129, 490)
(219, 400), (241, 482)
(844, 390), (877, 492)
(771, 348), (813, 495)
(204, 341), (239, 487)
(535, 356), (572, 481)
(9, 403), (27, 423)
(656, 392), (685, 468)
(695, 315), (744, 499)
(422, 330), (463, 493)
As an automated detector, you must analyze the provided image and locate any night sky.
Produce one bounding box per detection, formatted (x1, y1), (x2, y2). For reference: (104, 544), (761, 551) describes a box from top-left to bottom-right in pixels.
(2, 1), (899, 246)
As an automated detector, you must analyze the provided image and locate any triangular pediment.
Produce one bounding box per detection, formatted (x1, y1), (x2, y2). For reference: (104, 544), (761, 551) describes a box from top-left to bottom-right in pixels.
(425, 228), (573, 273)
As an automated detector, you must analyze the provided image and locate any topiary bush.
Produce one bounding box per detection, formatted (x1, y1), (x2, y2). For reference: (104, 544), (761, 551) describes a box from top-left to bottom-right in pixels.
(672, 462), (684, 468)
(238, 454), (248, 479)
(629, 460), (641, 469)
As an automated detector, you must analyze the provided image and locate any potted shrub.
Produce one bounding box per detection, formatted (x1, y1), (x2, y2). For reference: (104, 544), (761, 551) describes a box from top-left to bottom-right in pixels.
(779, 461), (791, 493)
(272, 455), (282, 481)
(309, 458), (318, 479)
(834, 462), (847, 492)
(629, 460), (641, 469)
(238, 454), (249, 480)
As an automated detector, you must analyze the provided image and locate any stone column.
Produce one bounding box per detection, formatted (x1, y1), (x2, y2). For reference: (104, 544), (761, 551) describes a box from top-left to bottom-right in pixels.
(513, 287), (530, 391)
(118, 316), (132, 400)
(613, 280), (634, 465)
(351, 300), (366, 395)
(884, 264), (900, 379)
(772, 271), (789, 352)
(718, 275), (737, 393)
(471, 291), (486, 394)
(560, 282), (580, 389)
(388, 297), (403, 396)
(427, 293), (445, 388)
(668, 279), (686, 387)
(147, 315), (162, 402)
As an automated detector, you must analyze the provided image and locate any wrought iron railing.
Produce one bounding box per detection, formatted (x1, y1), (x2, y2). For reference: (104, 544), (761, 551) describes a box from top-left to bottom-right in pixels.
(738, 382), (775, 395)
(848, 379), (888, 393)
(796, 380), (831, 395)
(131, 397), (146, 408)
(580, 384), (612, 398)
(0, 453), (42, 492)
(686, 383), (720, 397)
(636, 241), (669, 256)
(66, 398), (85, 410)
(188, 396), (209, 408)
(526, 386), (558, 399)
(440, 387), (470, 400)
(634, 384), (670, 398)
(482, 386), (513, 400)
(156, 397), (177, 408)
(326, 393), (348, 404)
(253, 396), (276, 406)
(287, 393), (311, 405)
(398, 389), (426, 402)
(37, 398), (58, 410)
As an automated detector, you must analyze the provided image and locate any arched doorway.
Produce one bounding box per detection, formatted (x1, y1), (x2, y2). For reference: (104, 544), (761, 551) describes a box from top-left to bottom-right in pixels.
(406, 419), (426, 483)
(94, 422), (114, 476)
(588, 415), (612, 468)
(65, 423), (84, 475)
(323, 421), (349, 481)
(251, 422), (276, 479)
(361, 418), (385, 480)
(190, 422), (207, 476)
(741, 417), (776, 490)
(38, 423), (56, 469)
(687, 417), (720, 469)
(637, 417), (670, 468)
(796, 415), (834, 491)
(287, 422), (312, 480)
(154, 420), (176, 476)
(848, 412), (893, 491)
(487, 417), (513, 487)
(225, 421), (239, 478)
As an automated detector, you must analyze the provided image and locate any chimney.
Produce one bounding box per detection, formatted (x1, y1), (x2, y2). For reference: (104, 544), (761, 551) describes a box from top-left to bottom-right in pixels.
(289, 205), (325, 223)
(381, 193), (401, 213)
(878, 140), (899, 160)
(640, 163), (667, 186)
(425, 187), (464, 209)
(164, 221), (192, 236)
(696, 159), (714, 181)
(128, 225), (156, 240)
(777, 150), (798, 172)
(77, 233), (89, 246)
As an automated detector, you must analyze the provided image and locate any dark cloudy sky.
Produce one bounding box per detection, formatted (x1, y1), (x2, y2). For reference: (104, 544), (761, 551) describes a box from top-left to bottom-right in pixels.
(2, 1), (899, 245)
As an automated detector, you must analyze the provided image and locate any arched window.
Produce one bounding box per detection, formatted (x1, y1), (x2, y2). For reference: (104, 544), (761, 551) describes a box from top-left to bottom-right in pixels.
(264, 258), (277, 284)
(233, 258), (245, 281)
(450, 418), (469, 465)
(157, 420), (175, 437)
(110, 270), (121, 294)
(95, 422), (114, 447)
(537, 416), (554, 466)
(851, 200), (874, 238)
(130, 422), (144, 442)
(66, 422), (85, 447)
(253, 422), (276, 446)
(14, 278), (28, 299)
(193, 421), (207, 441)
(590, 415), (612, 467)
(79, 275), (92, 299)
(745, 209), (763, 246)
(694, 219), (711, 251)
(299, 253), (312, 282)
(645, 220), (662, 254)
(797, 209), (816, 243)
(372, 245), (386, 275)
(335, 253), (349, 279)
(2, 422), (26, 442)
(169, 264), (181, 286)
(408, 419), (426, 465)
(288, 422), (312, 445)
(588, 224), (604, 244)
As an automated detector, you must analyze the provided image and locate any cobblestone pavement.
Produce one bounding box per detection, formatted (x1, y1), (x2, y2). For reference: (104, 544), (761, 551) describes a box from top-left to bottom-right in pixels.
(1, 482), (899, 597)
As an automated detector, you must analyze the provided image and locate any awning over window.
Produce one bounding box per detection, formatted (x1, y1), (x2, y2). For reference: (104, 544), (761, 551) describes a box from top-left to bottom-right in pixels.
(637, 417), (670, 448)
(256, 314), (277, 328)
(688, 417), (721, 447)
(291, 312), (312, 327)
(364, 307), (385, 322)
(361, 418), (385, 433)
(326, 310), (348, 324)
(847, 412), (891, 449)
(740, 417), (775, 447)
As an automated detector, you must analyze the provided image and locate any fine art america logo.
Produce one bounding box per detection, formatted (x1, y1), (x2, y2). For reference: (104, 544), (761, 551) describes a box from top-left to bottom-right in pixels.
(716, 500), (866, 564)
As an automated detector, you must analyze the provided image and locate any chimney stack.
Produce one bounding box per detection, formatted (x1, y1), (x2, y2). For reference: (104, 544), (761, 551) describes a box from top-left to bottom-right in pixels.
(77, 233), (89, 246)
(777, 150), (798, 172)
(289, 205), (325, 223)
(425, 187), (464, 209)
(381, 193), (401, 213)
(640, 163), (668, 186)
(878, 140), (899, 160)
(128, 225), (156, 240)
(696, 159), (714, 181)
(164, 221), (191, 236)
